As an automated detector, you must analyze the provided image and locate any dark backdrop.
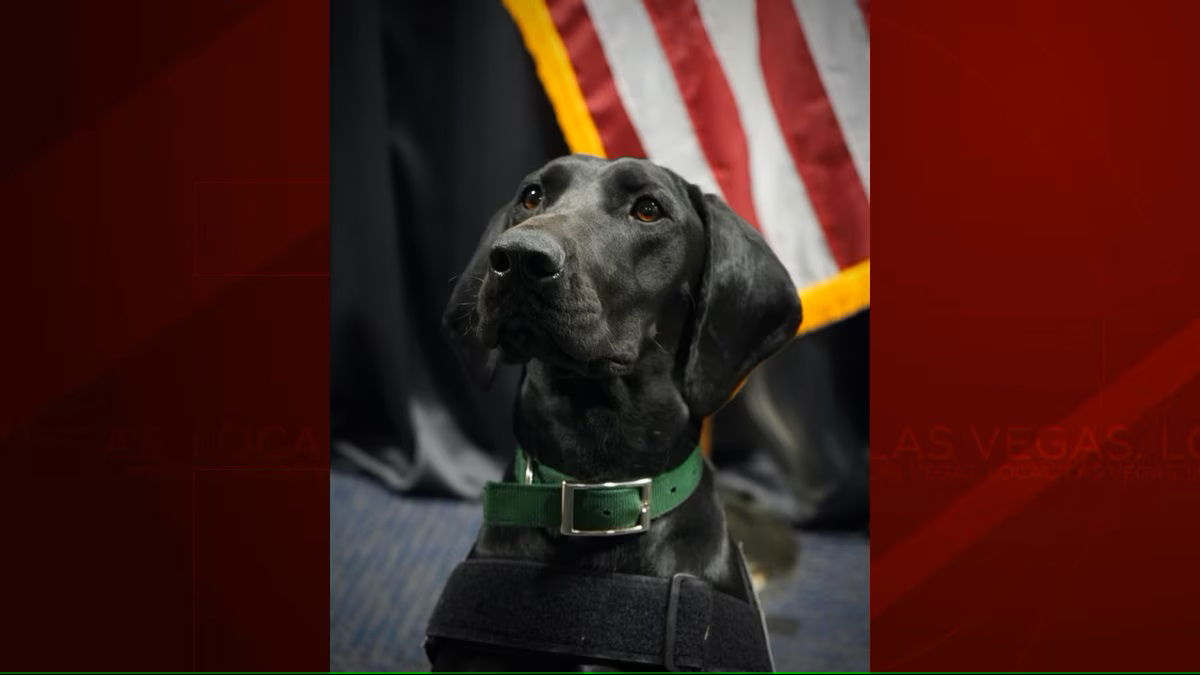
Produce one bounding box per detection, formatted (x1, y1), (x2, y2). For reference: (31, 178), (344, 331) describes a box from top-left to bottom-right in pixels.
(331, 0), (868, 529)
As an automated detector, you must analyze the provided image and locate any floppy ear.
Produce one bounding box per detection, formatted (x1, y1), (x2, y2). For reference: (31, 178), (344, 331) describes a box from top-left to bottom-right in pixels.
(443, 206), (508, 388)
(683, 187), (803, 417)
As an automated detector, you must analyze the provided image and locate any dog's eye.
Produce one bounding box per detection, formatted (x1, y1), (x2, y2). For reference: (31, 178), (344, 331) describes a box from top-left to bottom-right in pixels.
(520, 185), (543, 210)
(632, 196), (663, 222)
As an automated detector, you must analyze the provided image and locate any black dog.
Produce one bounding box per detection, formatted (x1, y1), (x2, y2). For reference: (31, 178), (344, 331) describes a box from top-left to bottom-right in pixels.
(428, 155), (800, 671)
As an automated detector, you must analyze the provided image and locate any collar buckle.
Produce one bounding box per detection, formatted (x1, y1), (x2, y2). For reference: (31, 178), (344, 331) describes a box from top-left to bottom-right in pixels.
(560, 478), (652, 536)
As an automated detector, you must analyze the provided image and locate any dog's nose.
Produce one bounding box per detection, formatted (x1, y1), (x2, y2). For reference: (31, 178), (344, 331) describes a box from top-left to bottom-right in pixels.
(489, 230), (565, 283)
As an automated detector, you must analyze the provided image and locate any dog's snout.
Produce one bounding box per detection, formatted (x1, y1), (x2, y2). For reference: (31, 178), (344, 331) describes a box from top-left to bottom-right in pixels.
(489, 230), (565, 283)
(488, 248), (513, 276)
(522, 247), (562, 279)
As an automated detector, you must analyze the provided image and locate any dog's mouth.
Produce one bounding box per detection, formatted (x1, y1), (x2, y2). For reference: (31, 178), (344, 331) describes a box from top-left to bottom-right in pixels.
(483, 308), (635, 377)
(476, 273), (639, 376)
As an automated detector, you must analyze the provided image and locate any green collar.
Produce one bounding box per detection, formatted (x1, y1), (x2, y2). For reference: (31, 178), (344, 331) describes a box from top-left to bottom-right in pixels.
(482, 447), (705, 536)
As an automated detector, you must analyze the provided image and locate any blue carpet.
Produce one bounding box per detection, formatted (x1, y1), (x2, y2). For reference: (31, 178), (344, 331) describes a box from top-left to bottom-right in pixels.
(331, 470), (868, 671)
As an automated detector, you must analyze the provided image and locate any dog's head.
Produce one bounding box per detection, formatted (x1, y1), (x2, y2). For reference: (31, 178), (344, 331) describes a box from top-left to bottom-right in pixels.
(445, 154), (801, 417)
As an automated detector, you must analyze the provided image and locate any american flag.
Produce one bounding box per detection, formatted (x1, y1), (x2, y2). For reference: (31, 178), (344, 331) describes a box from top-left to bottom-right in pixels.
(504, 0), (870, 333)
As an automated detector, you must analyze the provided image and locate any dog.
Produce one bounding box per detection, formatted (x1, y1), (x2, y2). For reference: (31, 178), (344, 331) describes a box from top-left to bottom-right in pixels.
(428, 154), (801, 671)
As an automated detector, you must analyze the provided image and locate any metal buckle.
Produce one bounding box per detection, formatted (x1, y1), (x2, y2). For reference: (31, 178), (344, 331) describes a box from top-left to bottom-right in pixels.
(560, 477), (652, 536)
(522, 456), (535, 485)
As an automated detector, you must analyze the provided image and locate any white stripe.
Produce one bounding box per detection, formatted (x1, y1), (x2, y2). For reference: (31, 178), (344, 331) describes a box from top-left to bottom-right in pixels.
(583, 0), (722, 199)
(696, 0), (839, 288)
(794, 0), (871, 196)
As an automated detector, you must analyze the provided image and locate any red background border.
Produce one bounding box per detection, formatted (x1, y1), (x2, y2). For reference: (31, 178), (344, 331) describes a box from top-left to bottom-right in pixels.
(873, 1), (1200, 669)
(1, 0), (329, 669)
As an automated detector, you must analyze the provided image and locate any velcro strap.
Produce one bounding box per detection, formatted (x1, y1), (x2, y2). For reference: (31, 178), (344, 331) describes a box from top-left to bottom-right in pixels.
(425, 559), (773, 671)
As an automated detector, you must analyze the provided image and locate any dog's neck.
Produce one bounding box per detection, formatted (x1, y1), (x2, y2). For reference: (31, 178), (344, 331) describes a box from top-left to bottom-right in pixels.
(515, 347), (700, 482)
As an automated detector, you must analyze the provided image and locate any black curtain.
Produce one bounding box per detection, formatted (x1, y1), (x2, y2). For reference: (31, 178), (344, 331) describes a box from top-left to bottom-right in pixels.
(712, 313), (869, 529)
(332, 0), (564, 496)
(331, 0), (868, 530)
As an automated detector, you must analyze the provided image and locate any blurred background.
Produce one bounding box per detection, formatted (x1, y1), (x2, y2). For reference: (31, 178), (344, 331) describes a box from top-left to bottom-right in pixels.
(330, 0), (869, 670)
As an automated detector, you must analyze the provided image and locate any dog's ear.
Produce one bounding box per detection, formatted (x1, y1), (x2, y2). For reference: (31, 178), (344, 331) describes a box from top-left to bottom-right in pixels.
(682, 186), (802, 417)
(443, 205), (508, 388)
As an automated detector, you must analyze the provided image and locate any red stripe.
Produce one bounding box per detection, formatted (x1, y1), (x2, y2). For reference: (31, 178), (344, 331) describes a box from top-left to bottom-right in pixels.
(547, 0), (646, 159)
(758, 0), (870, 268)
(643, 0), (760, 230)
(858, 0), (870, 34)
